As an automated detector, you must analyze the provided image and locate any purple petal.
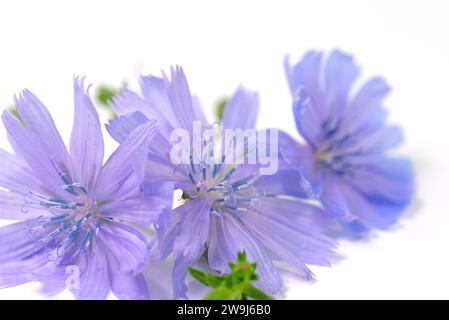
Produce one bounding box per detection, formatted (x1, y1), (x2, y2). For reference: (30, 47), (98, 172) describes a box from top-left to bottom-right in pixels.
(0, 221), (40, 264)
(100, 221), (148, 273)
(172, 257), (188, 299)
(144, 131), (192, 190)
(221, 87), (259, 130)
(0, 150), (51, 220)
(285, 51), (326, 116)
(0, 251), (65, 289)
(109, 270), (150, 300)
(221, 214), (283, 294)
(111, 90), (174, 139)
(292, 88), (323, 146)
(136, 68), (202, 133)
(207, 216), (234, 273)
(25, 251), (67, 289)
(146, 151), (191, 190)
(336, 126), (404, 160)
(111, 88), (150, 116)
(106, 250), (150, 300)
(320, 157), (413, 231)
(320, 171), (355, 223)
(142, 180), (175, 201)
(341, 158), (414, 228)
(172, 197), (211, 264)
(11, 90), (73, 183)
(106, 111), (150, 143)
(323, 50), (359, 115)
(345, 77), (391, 129)
(2, 112), (71, 195)
(0, 190), (49, 219)
(99, 195), (165, 226)
(286, 50), (360, 128)
(0, 265), (34, 288)
(72, 246), (109, 300)
(348, 158), (413, 205)
(70, 77), (104, 189)
(243, 197), (336, 271)
(256, 170), (312, 199)
(93, 121), (157, 201)
(192, 95), (209, 125)
(139, 75), (181, 130)
(340, 180), (407, 229)
(0, 149), (44, 193)
(273, 131), (320, 195)
(166, 66), (203, 132)
(253, 196), (334, 237)
(142, 180), (175, 230)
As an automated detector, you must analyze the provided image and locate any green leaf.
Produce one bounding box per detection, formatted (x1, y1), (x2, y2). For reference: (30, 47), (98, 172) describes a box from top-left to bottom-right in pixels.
(243, 284), (273, 300)
(188, 267), (224, 288)
(208, 275), (225, 288)
(188, 268), (210, 287)
(96, 85), (119, 106)
(8, 106), (25, 126)
(215, 97), (228, 121)
(189, 251), (274, 300)
(206, 287), (243, 300)
(181, 191), (191, 201)
(94, 84), (128, 119)
(237, 251), (247, 263)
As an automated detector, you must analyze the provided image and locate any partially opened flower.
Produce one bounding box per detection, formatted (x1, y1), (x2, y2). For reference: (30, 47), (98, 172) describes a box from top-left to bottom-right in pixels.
(0, 78), (166, 299)
(107, 67), (337, 298)
(283, 50), (414, 234)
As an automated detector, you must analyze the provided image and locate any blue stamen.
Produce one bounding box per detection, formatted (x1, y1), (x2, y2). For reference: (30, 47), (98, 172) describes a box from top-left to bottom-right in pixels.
(224, 204), (237, 210)
(231, 174), (256, 189)
(24, 177), (103, 265)
(188, 172), (196, 184)
(189, 155), (196, 174)
(222, 167), (236, 182)
(202, 166), (206, 181)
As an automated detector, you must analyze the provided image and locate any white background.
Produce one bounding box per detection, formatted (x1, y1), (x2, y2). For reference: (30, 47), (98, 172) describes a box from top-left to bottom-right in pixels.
(0, 0), (448, 299)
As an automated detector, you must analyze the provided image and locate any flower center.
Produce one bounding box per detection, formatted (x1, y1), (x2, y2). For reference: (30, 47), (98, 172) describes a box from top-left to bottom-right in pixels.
(181, 151), (264, 217)
(315, 118), (354, 174)
(23, 176), (102, 265)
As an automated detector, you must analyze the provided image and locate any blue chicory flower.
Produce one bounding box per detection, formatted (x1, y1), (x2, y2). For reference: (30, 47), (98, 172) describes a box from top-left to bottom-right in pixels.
(0, 77), (167, 299)
(282, 50), (414, 234)
(107, 67), (337, 298)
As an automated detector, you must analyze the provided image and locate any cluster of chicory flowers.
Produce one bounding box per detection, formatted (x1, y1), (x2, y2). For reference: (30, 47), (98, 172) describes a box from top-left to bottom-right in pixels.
(0, 50), (413, 299)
